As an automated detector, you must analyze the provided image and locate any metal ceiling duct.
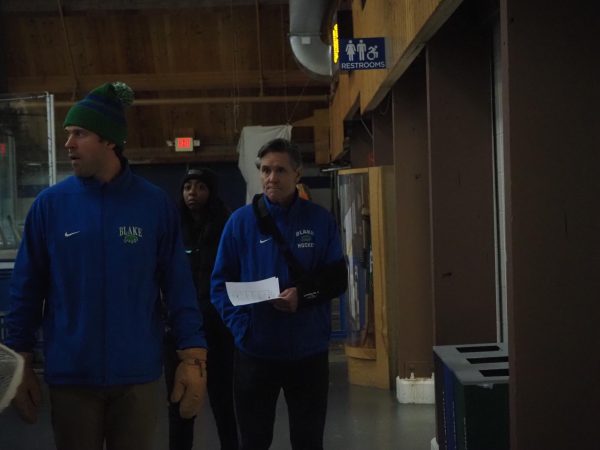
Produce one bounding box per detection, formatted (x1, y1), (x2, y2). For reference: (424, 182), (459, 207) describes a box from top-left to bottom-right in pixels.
(289, 0), (332, 81)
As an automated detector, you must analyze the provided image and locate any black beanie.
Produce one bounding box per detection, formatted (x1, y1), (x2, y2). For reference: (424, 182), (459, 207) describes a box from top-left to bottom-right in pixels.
(181, 168), (217, 194)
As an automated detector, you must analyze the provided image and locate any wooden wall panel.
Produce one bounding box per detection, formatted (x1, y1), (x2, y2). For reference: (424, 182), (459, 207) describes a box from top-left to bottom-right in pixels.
(330, 72), (358, 158)
(347, 118), (372, 168)
(350, 0), (462, 111)
(0, 21), (5, 91)
(52, 98), (324, 163)
(312, 109), (330, 165)
(371, 93), (393, 166)
(260, 5), (288, 71)
(391, 56), (433, 378)
(329, 0), (463, 159)
(0, 4), (328, 163)
(427, 2), (497, 346)
(501, 1), (600, 448)
(4, 16), (68, 77)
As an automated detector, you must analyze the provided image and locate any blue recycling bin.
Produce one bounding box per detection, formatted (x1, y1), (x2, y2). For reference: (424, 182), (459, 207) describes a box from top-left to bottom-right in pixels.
(433, 343), (509, 450)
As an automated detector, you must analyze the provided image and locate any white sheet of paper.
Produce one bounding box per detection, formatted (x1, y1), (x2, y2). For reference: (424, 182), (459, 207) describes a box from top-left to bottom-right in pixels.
(225, 277), (280, 306)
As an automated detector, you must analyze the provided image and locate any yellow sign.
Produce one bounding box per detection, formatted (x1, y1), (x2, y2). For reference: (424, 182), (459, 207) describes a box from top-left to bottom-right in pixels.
(332, 23), (339, 64)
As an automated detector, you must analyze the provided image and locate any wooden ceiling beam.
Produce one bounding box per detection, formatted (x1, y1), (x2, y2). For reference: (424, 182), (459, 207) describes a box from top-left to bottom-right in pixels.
(124, 146), (240, 165)
(0, 0), (287, 13)
(19, 95), (327, 110)
(51, 95), (328, 108)
(7, 71), (327, 94)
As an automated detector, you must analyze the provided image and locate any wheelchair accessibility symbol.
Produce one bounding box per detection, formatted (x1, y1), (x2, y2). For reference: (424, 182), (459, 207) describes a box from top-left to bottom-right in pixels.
(366, 45), (379, 60)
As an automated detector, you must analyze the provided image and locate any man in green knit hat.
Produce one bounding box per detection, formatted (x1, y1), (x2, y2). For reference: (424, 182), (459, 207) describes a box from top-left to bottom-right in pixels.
(6, 82), (208, 450)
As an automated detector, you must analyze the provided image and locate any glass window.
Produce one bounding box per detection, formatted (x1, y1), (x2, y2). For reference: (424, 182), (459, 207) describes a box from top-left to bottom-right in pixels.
(0, 93), (56, 256)
(338, 170), (373, 348)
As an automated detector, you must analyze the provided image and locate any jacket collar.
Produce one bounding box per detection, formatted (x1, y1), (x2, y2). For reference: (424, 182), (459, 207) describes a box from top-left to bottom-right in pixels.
(76, 158), (132, 192)
(263, 190), (300, 219)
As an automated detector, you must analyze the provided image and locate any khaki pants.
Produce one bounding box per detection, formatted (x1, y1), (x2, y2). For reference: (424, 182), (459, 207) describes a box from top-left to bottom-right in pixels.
(49, 380), (159, 450)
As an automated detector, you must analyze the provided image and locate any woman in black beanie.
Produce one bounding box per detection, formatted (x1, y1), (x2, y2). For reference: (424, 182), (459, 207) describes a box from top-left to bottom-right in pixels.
(164, 167), (238, 450)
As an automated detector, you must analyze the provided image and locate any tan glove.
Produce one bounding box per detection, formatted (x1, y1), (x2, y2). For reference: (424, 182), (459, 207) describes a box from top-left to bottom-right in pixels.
(170, 347), (208, 419)
(12, 352), (42, 424)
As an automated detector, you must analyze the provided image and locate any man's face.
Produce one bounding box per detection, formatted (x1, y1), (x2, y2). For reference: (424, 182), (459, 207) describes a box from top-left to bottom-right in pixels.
(259, 151), (300, 206)
(183, 179), (210, 211)
(64, 126), (115, 179)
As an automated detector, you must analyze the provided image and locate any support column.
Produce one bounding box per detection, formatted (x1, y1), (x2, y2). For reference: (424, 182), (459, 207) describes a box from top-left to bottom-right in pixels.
(427, 2), (497, 345)
(391, 55), (434, 378)
(501, 1), (600, 448)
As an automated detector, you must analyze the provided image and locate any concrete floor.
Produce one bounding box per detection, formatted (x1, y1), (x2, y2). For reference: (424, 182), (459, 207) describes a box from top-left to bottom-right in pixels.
(0, 349), (435, 450)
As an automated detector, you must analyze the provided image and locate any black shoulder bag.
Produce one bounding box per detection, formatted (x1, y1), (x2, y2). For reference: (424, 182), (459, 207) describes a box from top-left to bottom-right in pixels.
(252, 193), (305, 282)
(252, 194), (348, 306)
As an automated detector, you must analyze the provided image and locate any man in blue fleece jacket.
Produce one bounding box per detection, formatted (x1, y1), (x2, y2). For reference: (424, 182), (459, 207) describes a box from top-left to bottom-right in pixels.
(6, 82), (208, 450)
(211, 138), (348, 450)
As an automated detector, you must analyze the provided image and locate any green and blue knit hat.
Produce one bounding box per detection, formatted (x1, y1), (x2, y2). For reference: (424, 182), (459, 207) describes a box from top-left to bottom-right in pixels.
(63, 81), (134, 147)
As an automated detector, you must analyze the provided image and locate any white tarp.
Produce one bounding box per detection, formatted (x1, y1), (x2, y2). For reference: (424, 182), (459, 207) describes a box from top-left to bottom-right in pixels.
(237, 125), (292, 204)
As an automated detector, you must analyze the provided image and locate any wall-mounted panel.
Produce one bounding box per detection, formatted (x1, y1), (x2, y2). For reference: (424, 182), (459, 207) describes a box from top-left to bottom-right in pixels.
(501, 1), (600, 448)
(427, 2), (496, 346)
(391, 56), (433, 378)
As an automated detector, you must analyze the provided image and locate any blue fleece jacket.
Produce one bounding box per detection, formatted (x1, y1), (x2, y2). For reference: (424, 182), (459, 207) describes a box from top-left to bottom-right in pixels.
(211, 194), (344, 360)
(6, 165), (206, 386)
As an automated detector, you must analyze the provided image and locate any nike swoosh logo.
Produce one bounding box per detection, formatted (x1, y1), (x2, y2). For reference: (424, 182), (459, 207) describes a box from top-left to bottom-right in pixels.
(259, 238), (272, 244)
(64, 231), (81, 238)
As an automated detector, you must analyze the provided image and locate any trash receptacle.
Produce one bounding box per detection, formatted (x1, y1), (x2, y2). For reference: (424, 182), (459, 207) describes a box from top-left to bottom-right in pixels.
(453, 363), (509, 450)
(433, 343), (509, 450)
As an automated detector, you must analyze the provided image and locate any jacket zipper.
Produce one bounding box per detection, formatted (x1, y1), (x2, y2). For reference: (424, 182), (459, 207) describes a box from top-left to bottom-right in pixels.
(101, 186), (108, 385)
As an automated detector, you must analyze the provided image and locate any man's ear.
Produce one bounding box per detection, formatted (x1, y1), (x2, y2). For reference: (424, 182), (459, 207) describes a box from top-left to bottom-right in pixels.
(105, 141), (116, 151)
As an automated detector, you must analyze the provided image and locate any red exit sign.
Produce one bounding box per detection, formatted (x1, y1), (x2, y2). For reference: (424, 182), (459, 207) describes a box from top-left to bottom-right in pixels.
(175, 137), (194, 152)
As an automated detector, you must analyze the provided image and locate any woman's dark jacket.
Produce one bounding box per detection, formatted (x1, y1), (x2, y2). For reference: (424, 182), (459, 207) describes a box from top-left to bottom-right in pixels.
(179, 193), (230, 311)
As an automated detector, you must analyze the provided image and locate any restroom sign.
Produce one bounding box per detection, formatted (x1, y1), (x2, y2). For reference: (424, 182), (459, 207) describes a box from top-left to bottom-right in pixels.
(338, 37), (386, 71)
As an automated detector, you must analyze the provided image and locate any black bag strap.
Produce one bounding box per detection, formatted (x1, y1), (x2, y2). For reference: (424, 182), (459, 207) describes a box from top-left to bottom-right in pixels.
(252, 194), (305, 280)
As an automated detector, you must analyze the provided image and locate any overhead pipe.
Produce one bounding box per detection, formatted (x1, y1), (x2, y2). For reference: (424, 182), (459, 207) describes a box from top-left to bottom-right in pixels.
(289, 0), (332, 81)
